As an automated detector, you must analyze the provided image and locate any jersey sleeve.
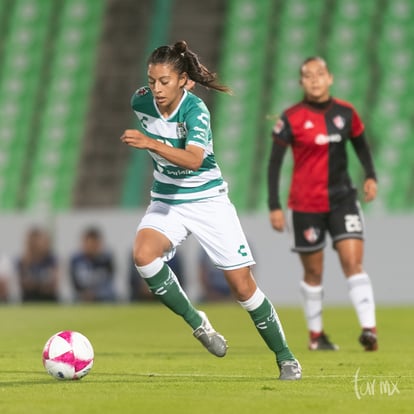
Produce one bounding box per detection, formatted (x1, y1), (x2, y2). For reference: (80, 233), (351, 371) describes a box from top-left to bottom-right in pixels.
(130, 87), (154, 133)
(131, 86), (151, 109)
(185, 103), (210, 149)
(351, 107), (365, 138)
(272, 113), (293, 145)
(267, 139), (288, 210)
(350, 132), (377, 181)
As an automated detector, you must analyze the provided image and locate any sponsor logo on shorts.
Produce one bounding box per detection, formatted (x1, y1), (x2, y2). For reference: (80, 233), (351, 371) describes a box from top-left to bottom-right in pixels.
(237, 245), (247, 257)
(303, 227), (320, 243)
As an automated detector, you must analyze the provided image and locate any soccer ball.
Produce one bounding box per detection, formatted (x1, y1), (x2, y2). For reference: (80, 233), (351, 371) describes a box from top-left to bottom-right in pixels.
(42, 330), (94, 380)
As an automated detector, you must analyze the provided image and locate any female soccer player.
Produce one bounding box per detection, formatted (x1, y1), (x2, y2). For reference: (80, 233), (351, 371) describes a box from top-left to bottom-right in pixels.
(120, 41), (301, 380)
(267, 57), (378, 351)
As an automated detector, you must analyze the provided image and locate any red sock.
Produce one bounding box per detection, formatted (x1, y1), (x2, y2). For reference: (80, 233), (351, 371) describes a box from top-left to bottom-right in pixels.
(310, 331), (323, 340)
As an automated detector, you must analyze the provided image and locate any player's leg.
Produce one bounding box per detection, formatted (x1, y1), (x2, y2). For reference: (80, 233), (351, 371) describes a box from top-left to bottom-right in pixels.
(299, 251), (338, 350)
(335, 239), (377, 351)
(186, 196), (300, 379)
(134, 228), (202, 329)
(331, 201), (377, 351)
(289, 210), (338, 350)
(134, 203), (227, 357)
(223, 266), (301, 380)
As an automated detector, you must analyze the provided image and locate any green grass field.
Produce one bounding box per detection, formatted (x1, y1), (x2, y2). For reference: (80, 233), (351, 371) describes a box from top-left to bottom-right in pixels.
(0, 304), (412, 414)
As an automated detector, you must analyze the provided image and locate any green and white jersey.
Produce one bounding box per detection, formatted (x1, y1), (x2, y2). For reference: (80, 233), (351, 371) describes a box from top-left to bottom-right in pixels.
(131, 86), (227, 204)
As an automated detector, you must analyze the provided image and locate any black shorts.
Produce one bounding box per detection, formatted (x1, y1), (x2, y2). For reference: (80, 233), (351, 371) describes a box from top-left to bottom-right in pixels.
(287, 201), (364, 253)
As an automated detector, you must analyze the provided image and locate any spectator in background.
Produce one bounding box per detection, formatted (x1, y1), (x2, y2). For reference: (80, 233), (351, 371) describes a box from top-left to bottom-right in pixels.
(0, 253), (13, 302)
(198, 249), (231, 302)
(70, 227), (115, 302)
(16, 227), (59, 302)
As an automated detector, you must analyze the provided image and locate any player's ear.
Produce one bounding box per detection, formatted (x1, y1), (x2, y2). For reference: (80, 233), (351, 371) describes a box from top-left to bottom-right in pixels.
(179, 72), (188, 88)
(328, 73), (334, 86)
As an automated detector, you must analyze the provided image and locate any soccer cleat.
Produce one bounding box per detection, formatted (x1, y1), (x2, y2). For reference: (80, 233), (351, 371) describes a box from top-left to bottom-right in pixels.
(278, 359), (302, 380)
(193, 311), (228, 357)
(309, 332), (339, 351)
(359, 328), (378, 351)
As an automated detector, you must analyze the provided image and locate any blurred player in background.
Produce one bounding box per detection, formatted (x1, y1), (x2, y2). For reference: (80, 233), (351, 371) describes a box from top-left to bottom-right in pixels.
(267, 57), (378, 351)
(120, 41), (301, 380)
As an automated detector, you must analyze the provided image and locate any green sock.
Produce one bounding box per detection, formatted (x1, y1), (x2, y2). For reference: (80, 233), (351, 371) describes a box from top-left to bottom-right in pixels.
(144, 263), (202, 330)
(247, 297), (295, 363)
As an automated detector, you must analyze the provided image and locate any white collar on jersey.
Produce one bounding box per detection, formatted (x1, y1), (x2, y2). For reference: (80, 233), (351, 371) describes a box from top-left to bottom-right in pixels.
(153, 89), (188, 121)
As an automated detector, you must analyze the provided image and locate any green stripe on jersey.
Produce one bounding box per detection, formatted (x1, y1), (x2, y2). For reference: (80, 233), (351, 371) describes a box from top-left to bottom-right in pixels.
(153, 178), (224, 195)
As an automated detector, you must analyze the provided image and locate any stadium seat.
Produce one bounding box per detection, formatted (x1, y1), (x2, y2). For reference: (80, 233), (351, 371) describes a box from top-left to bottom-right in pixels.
(121, 0), (173, 208)
(0, 0), (54, 209)
(369, 0), (414, 211)
(213, 0), (274, 211)
(25, 1), (104, 210)
(255, 0), (326, 210)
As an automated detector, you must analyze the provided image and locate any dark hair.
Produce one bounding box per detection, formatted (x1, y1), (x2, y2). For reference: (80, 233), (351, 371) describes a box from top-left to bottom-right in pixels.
(83, 227), (102, 240)
(300, 56), (330, 75)
(147, 40), (232, 94)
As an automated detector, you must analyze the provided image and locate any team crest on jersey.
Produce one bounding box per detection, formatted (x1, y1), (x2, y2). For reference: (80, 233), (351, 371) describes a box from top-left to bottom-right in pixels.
(333, 115), (345, 129)
(273, 118), (284, 134)
(303, 227), (320, 244)
(136, 87), (149, 96)
(176, 122), (187, 139)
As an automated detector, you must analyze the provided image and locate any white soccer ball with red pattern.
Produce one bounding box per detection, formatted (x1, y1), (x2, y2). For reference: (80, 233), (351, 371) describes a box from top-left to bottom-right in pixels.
(42, 331), (94, 380)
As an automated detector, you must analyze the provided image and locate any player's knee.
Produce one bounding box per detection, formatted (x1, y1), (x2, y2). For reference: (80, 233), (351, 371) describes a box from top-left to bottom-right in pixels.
(342, 261), (363, 277)
(225, 271), (256, 301)
(133, 244), (158, 267)
(304, 267), (322, 284)
(232, 285), (255, 302)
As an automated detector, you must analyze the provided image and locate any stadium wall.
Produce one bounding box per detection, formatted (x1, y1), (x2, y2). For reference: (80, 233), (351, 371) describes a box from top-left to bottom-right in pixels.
(0, 210), (411, 306)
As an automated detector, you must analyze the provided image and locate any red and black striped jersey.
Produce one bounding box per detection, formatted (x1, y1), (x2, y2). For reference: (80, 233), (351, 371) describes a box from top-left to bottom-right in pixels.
(272, 98), (366, 213)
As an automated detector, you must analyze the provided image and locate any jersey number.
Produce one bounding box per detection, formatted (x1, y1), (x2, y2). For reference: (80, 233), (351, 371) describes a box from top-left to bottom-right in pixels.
(344, 215), (362, 232)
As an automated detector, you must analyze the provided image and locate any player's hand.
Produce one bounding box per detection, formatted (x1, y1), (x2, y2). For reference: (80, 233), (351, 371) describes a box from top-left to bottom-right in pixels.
(269, 209), (285, 232)
(120, 129), (150, 149)
(364, 178), (377, 202)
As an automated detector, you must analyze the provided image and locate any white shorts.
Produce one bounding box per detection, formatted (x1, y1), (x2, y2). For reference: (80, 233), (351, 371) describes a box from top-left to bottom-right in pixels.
(137, 195), (255, 270)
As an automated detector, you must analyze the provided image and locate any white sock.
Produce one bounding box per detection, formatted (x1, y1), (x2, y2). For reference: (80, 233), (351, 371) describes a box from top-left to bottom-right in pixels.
(237, 288), (265, 311)
(300, 281), (323, 333)
(347, 272), (376, 328)
(135, 258), (164, 278)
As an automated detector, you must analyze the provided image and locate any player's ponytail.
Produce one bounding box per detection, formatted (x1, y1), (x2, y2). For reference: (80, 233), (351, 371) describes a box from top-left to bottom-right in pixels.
(148, 40), (232, 94)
